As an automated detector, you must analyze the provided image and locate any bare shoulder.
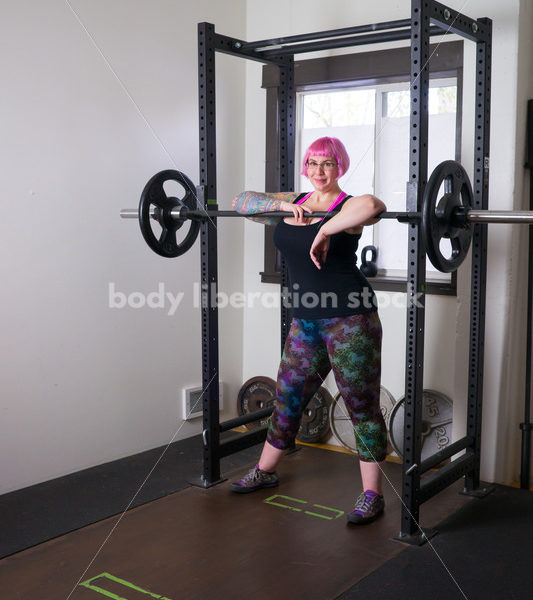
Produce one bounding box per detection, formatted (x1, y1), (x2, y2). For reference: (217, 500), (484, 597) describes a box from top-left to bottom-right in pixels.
(340, 194), (376, 209)
(341, 193), (387, 213)
(339, 194), (376, 234)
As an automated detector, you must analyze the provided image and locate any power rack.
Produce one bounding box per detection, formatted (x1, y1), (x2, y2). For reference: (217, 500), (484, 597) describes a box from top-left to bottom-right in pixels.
(195, 1), (492, 544)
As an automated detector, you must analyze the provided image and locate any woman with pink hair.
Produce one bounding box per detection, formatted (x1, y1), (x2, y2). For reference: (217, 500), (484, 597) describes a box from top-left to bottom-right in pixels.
(230, 136), (387, 525)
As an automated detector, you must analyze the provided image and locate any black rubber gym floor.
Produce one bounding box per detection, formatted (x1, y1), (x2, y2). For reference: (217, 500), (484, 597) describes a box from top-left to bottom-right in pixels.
(0, 431), (260, 559)
(1, 438), (531, 599)
(339, 483), (532, 600)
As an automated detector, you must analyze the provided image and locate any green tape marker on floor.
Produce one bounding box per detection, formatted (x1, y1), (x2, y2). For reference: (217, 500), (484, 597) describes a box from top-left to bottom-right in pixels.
(304, 504), (344, 520)
(264, 494), (344, 519)
(79, 572), (172, 600)
(264, 494), (306, 511)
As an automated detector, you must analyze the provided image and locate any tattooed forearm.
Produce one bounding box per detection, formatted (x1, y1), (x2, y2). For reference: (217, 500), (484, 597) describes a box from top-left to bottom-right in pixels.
(232, 191), (297, 225)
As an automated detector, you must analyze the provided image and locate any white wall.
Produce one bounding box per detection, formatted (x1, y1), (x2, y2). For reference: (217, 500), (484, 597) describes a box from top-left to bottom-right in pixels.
(499, 0), (533, 484)
(0, 0), (247, 493)
(453, 0), (524, 485)
(242, 0), (529, 484)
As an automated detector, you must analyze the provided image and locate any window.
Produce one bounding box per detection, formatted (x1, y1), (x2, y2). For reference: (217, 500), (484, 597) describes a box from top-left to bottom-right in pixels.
(261, 42), (463, 295)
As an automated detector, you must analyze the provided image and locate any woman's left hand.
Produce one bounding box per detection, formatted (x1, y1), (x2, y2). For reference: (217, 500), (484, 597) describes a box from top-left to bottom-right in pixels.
(310, 230), (330, 269)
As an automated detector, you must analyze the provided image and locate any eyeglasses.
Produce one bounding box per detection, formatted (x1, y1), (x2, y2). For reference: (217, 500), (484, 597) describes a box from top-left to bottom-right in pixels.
(306, 160), (338, 171)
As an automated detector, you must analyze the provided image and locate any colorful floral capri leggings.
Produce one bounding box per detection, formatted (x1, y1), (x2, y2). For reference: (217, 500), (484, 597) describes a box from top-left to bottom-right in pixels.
(267, 311), (387, 462)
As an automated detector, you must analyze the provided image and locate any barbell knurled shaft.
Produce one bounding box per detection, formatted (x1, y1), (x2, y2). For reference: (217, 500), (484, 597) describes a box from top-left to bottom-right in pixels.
(119, 208), (419, 221)
(192, 209), (417, 220)
(190, 209), (533, 223)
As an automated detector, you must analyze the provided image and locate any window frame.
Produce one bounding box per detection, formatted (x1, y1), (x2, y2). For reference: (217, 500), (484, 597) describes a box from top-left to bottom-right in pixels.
(260, 41), (463, 296)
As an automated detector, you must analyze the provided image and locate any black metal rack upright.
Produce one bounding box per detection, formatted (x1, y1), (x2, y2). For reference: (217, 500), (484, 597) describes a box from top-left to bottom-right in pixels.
(520, 99), (533, 489)
(195, 1), (492, 543)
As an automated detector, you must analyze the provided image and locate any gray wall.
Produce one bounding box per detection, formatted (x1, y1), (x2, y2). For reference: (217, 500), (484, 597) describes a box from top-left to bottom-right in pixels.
(0, 0), (246, 493)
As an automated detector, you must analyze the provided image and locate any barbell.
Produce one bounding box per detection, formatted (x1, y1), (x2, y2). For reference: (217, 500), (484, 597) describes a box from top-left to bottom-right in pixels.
(120, 161), (533, 273)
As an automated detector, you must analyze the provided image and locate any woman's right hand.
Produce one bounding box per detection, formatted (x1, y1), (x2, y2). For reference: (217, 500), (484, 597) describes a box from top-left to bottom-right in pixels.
(280, 200), (312, 224)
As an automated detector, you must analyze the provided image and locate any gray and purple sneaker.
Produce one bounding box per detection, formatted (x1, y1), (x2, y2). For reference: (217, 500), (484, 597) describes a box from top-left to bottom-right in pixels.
(230, 463), (279, 494)
(347, 490), (385, 524)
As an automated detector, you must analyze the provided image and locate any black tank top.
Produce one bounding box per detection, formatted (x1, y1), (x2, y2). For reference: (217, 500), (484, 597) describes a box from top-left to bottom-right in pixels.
(273, 192), (377, 319)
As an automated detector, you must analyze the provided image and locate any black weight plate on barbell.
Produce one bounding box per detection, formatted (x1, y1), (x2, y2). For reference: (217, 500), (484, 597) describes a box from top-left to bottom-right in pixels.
(237, 376), (277, 430)
(422, 160), (474, 273)
(296, 386), (333, 444)
(139, 169), (201, 258)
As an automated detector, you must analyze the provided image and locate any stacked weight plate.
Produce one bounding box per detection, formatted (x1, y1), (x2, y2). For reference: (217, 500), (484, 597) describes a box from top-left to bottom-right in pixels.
(236, 377), (332, 443)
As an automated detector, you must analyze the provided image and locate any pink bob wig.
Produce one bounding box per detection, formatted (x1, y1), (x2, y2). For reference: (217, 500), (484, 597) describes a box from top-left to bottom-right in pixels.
(301, 136), (350, 178)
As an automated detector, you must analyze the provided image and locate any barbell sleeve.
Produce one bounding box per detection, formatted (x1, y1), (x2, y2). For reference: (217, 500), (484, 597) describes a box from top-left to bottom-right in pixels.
(120, 209), (142, 218)
(466, 210), (533, 223)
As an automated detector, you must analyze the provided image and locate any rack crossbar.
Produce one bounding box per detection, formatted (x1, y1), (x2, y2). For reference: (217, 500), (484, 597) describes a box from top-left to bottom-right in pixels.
(241, 19), (413, 50)
(419, 436), (474, 474)
(430, 0), (490, 42)
(259, 26), (446, 58)
(220, 407), (274, 432)
(419, 454), (476, 504)
(219, 428), (268, 458)
(211, 31), (281, 65)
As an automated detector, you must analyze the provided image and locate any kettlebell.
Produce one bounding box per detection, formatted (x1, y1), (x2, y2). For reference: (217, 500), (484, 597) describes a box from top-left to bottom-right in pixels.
(360, 245), (378, 278)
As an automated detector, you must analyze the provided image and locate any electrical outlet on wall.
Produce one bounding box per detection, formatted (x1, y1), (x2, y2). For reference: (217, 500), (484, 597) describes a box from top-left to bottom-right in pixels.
(182, 383), (224, 420)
